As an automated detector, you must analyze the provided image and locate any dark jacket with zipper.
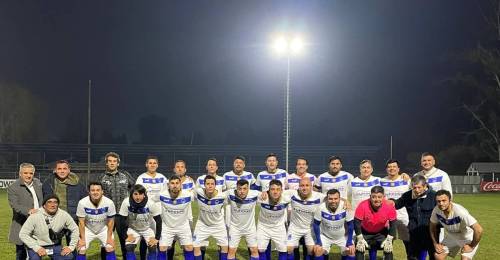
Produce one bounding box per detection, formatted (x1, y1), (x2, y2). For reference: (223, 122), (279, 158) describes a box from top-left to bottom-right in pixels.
(42, 172), (87, 220)
(393, 188), (436, 235)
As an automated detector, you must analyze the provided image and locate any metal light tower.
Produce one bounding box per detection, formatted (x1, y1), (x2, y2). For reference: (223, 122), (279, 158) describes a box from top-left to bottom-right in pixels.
(272, 35), (304, 172)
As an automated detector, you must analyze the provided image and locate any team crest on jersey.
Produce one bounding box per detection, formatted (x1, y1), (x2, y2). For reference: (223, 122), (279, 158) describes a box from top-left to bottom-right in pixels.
(390, 182), (395, 187)
(172, 200), (177, 205)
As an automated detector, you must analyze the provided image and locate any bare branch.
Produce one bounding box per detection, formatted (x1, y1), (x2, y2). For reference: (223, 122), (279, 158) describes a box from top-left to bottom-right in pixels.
(463, 103), (499, 144)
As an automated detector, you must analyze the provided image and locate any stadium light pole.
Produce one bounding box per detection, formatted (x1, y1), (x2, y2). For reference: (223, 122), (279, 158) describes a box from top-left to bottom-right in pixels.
(272, 35), (305, 172)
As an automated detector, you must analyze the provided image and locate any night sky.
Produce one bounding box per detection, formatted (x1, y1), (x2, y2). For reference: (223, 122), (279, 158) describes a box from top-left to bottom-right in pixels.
(0, 1), (485, 160)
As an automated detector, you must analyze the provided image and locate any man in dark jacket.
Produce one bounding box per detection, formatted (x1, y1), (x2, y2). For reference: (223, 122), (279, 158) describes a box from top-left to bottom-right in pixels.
(42, 160), (87, 254)
(388, 175), (437, 260)
(8, 162), (44, 260)
(99, 152), (135, 260)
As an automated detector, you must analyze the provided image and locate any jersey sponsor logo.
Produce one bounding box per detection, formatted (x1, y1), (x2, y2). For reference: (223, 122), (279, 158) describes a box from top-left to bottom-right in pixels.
(351, 179), (380, 187)
(225, 174), (253, 181)
(321, 211), (346, 221)
(436, 214), (461, 226)
(128, 206), (150, 214)
(260, 203), (288, 211)
(427, 176), (443, 184)
(84, 207), (109, 215)
(228, 195), (258, 204)
(291, 196), (321, 205)
(380, 180), (408, 187)
(197, 194), (225, 205)
(159, 195), (191, 205)
(320, 174), (348, 183)
(142, 177), (165, 184)
(260, 172), (287, 180)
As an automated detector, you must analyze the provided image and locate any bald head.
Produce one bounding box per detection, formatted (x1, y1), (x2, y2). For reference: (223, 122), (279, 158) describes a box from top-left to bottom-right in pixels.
(298, 177), (312, 198)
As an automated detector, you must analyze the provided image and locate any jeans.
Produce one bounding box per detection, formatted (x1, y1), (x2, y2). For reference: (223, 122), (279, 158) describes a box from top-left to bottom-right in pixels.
(27, 245), (73, 260)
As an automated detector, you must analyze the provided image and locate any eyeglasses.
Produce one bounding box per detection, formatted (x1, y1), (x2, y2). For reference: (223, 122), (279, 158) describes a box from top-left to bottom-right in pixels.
(46, 200), (59, 205)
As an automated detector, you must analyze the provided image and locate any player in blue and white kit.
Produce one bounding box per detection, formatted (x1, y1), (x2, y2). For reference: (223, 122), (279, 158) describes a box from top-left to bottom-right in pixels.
(76, 182), (117, 260)
(257, 179), (290, 260)
(312, 188), (355, 260)
(380, 159), (410, 257)
(136, 156), (168, 203)
(286, 178), (325, 259)
(350, 160), (381, 211)
(255, 153), (288, 191)
(193, 175), (229, 260)
(227, 179), (260, 260)
(287, 157), (316, 190)
(314, 156), (353, 199)
(118, 184), (162, 260)
(415, 152), (452, 195)
(196, 158), (225, 192)
(158, 176), (195, 260)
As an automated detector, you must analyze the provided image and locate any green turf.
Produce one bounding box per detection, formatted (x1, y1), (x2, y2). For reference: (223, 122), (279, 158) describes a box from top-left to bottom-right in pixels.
(1, 191), (499, 259)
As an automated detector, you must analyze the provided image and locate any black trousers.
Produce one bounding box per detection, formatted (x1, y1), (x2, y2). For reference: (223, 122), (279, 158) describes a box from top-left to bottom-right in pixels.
(407, 226), (435, 260)
(355, 232), (393, 260)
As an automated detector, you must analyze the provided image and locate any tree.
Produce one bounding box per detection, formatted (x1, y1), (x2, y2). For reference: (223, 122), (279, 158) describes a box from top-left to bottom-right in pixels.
(0, 83), (47, 142)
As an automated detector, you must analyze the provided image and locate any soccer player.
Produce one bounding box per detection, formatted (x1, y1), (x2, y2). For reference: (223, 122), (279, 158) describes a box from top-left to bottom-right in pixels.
(312, 189), (355, 260)
(193, 175), (229, 260)
(19, 194), (79, 260)
(257, 179), (290, 260)
(196, 158), (226, 192)
(227, 179), (260, 260)
(287, 157), (316, 190)
(158, 176), (195, 260)
(136, 156), (168, 203)
(314, 156), (353, 199)
(76, 182), (117, 260)
(286, 178), (325, 259)
(223, 155), (256, 190)
(415, 152), (452, 195)
(255, 153), (288, 191)
(354, 186), (397, 260)
(118, 184), (162, 260)
(380, 159), (410, 257)
(351, 160), (381, 211)
(430, 190), (482, 260)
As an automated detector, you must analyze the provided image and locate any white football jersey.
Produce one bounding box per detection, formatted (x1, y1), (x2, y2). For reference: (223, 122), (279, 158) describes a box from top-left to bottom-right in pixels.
(257, 195), (291, 229)
(118, 198), (161, 232)
(196, 174), (225, 192)
(136, 172), (168, 202)
(180, 176), (195, 191)
(314, 171), (353, 199)
(415, 167), (452, 196)
(288, 190), (325, 230)
(76, 195), (116, 234)
(286, 173), (316, 190)
(314, 201), (353, 240)
(223, 171), (256, 190)
(227, 189), (260, 232)
(350, 175), (381, 211)
(194, 188), (227, 226)
(380, 176), (410, 223)
(255, 169), (288, 191)
(430, 203), (477, 241)
(158, 189), (193, 229)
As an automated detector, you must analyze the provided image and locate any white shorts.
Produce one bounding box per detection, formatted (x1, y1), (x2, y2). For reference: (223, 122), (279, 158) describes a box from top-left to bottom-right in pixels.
(82, 226), (114, 250)
(159, 223), (193, 247)
(228, 227), (257, 248)
(442, 237), (479, 259)
(319, 234), (348, 254)
(125, 228), (155, 245)
(257, 225), (287, 252)
(394, 219), (409, 241)
(193, 222), (228, 247)
(286, 225), (315, 247)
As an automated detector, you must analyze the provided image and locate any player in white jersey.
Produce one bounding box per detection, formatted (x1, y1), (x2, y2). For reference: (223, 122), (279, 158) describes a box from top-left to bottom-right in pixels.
(380, 159), (410, 257)
(76, 182), (117, 260)
(158, 175), (195, 260)
(312, 188), (355, 260)
(314, 156), (353, 199)
(415, 152), (452, 195)
(350, 160), (381, 211)
(430, 190), (483, 260)
(255, 153), (288, 192)
(287, 157), (316, 190)
(193, 175), (229, 260)
(286, 178), (325, 259)
(118, 184), (162, 260)
(257, 179), (290, 260)
(135, 156), (168, 203)
(196, 158), (225, 192)
(227, 179), (260, 260)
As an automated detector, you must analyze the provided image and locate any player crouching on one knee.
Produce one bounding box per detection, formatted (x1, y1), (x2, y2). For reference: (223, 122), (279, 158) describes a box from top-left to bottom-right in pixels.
(117, 184), (162, 260)
(76, 182), (117, 260)
(312, 188), (355, 260)
(354, 186), (397, 260)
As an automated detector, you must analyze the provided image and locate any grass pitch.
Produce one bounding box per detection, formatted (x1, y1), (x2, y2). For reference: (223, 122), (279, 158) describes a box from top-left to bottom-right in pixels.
(1, 191), (499, 259)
